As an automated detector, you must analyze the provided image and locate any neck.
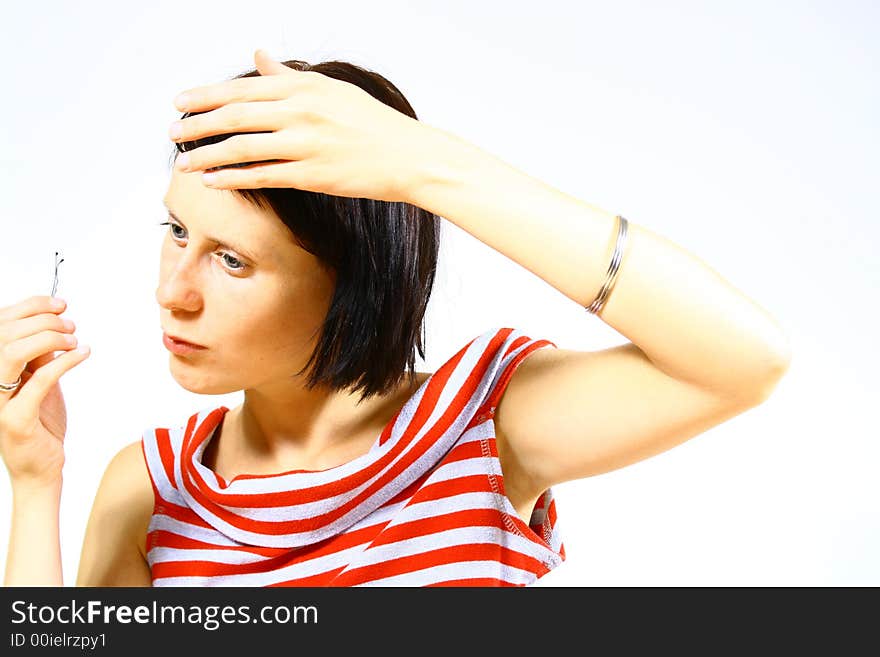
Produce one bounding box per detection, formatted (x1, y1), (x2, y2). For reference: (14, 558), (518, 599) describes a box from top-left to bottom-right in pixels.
(223, 371), (426, 471)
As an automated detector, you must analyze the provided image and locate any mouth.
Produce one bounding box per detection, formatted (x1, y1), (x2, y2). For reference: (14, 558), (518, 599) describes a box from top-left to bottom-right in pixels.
(162, 332), (207, 355)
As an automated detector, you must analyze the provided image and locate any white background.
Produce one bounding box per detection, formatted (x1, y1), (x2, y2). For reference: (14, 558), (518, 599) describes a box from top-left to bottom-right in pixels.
(0, 0), (877, 586)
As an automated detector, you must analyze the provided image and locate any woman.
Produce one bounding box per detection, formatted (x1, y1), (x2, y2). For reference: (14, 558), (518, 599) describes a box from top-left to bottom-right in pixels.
(0, 50), (792, 587)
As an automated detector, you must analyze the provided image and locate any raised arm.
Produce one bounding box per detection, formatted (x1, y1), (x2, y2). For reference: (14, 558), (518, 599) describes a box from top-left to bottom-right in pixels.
(401, 127), (792, 507)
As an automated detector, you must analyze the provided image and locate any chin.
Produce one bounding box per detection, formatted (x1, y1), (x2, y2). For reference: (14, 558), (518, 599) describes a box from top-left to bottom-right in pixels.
(168, 359), (242, 395)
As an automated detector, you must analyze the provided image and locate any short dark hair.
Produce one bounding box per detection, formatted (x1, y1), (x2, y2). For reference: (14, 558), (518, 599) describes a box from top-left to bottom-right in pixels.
(170, 58), (442, 403)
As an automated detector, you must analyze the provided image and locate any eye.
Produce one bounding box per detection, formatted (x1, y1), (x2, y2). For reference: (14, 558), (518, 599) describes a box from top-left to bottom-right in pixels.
(158, 221), (247, 273)
(157, 221), (185, 239)
(220, 253), (245, 271)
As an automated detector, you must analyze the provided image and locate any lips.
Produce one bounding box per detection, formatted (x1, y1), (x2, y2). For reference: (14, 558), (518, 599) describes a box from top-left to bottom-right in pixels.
(162, 332), (207, 354)
(167, 334), (205, 347)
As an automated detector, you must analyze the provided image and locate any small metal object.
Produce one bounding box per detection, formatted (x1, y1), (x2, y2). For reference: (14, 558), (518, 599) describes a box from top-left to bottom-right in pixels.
(586, 215), (628, 315)
(51, 251), (64, 297)
(0, 375), (22, 392)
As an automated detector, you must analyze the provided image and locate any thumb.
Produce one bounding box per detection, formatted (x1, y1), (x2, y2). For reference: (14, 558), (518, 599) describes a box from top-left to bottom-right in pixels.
(254, 49), (297, 76)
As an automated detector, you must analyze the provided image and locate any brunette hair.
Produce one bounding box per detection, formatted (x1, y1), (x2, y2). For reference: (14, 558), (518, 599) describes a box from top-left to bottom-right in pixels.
(170, 58), (441, 403)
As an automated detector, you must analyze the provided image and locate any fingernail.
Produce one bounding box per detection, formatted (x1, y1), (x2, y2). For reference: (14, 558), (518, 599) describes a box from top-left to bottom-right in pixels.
(52, 297), (66, 309)
(169, 121), (183, 140)
(75, 345), (90, 355)
(176, 153), (191, 171)
(174, 93), (191, 110)
(62, 319), (75, 331)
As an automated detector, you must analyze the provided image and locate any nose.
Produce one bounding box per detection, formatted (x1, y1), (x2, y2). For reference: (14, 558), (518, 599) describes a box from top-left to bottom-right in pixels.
(155, 249), (203, 313)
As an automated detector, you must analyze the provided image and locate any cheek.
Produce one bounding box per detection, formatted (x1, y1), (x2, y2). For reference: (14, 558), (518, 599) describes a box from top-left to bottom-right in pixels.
(223, 293), (298, 346)
(218, 310), (303, 378)
(230, 292), (324, 359)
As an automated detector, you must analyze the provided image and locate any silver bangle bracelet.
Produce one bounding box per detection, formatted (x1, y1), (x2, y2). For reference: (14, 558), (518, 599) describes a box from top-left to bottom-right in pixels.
(586, 214), (628, 315)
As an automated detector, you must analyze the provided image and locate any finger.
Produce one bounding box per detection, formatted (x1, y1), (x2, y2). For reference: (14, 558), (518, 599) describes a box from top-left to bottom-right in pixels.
(175, 131), (309, 174)
(170, 99), (287, 144)
(254, 49), (298, 76)
(0, 368), (29, 406)
(0, 296), (66, 324)
(1, 313), (74, 381)
(1, 331), (79, 383)
(174, 73), (302, 113)
(27, 347), (65, 373)
(9, 345), (89, 411)
(18, 350), (64, 385)
(1, 367), (27, 400)
(0, 300), (73, 385)
(0, 312), (74, 345)
(199, 160), (312, 191)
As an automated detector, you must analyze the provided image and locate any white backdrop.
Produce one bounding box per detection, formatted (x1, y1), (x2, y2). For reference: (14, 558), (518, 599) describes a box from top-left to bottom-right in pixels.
(0, 0), (877, 586)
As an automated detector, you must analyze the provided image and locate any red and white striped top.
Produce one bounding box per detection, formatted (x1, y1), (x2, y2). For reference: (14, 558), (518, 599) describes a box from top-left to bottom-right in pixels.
(140, 327), (565, 586)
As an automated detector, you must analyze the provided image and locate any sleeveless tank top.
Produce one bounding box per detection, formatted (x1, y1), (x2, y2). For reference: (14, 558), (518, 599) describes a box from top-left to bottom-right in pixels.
(140, 327), (565, 586)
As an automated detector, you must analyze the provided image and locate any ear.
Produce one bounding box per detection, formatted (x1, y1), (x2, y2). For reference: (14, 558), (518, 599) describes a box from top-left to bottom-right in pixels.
(254, 49), (297, 76)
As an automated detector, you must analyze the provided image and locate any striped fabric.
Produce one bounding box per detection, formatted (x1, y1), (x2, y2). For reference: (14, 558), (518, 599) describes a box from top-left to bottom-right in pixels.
(140, 327), (565, 586)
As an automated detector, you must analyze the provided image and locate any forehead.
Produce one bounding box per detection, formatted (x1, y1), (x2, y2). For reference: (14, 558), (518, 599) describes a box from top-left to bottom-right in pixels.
(163, 169), (286, 260)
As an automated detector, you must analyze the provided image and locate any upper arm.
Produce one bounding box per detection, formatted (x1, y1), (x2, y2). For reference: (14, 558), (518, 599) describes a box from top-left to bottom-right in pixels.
(75, 440), (154, 587)
(494, 342), (787, 497)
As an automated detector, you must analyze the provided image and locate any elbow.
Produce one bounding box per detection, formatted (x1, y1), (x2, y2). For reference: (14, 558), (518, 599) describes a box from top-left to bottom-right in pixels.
(744, 342), (793, 405)
(762, 320), (794, 393)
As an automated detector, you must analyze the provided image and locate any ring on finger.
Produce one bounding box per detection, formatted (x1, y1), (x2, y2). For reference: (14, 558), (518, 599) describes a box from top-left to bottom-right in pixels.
(0, 374), (22, 392)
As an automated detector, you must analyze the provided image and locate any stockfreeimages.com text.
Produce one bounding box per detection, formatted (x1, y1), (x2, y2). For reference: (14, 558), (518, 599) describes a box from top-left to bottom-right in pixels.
(10, 599), (317, 631)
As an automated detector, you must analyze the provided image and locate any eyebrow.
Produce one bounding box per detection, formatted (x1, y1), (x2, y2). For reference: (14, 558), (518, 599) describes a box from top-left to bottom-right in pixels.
(162, 201), (261, 262)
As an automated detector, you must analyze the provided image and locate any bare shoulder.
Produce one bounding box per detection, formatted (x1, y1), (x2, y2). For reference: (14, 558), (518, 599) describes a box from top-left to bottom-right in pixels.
(105, 440), (155, 557)
(75, 439), (154, 586)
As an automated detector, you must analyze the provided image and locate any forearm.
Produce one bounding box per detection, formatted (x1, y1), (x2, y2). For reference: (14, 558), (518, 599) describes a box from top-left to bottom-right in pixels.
(407, 126), (792, 398)
(4, 480), (64, 586)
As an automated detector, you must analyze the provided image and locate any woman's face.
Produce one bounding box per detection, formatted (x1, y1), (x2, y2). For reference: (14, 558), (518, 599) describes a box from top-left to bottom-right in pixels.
(156, 168), (336, 394)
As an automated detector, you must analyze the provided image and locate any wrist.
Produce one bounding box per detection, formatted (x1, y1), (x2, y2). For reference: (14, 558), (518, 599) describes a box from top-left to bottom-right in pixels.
(12, 476), (63, 501)
(403, 123), (486, 210)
